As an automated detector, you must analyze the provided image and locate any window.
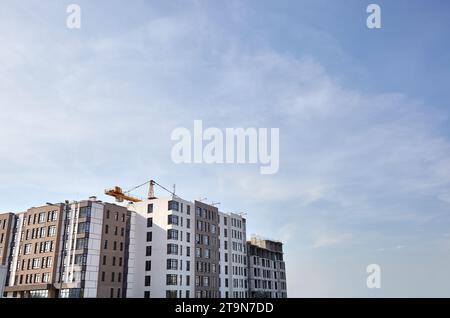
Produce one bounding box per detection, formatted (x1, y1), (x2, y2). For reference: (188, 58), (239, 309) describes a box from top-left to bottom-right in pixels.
(211, 224), (217, 234)
(166, 274), (178, 285)
(195, 247), (201, 258)
(51, 211), (58, 221)
(144, 291), (150, 298)
(146, 232), (152, 242)
(167, 244), (178, 255)
(105, 225), (109, 234)
(196, 207), (201, 216)
(186, 275), (190, 286)
(106, 210), (110, 219)
(103, 255), (107, 265)
(187, 205), (190, 215)
(186, 247), (190, 257)
(168, 200), (179, 211)
(24, 244), (31, 255)
(147, 218), (153, 227)
(110, 288), (114, 298)
(38, 212), (46, 224)
(224, 217), (227, 225)
(147, 204), (153, 214)
(166, 259), (178, 270)
(121, 227), (124, 236)
(48, 225), (56, 237)
(187, 219), (190, 229)
(111, 272), (115, 282)
(145, 276), (151, 286)
(104, 240), (108, 249)
(168, 215), (179, 225)
(120, 242), (123, 251)
(101, 272), (105, 282)
(40, 227), (46, 238)
(187, 232), (191, 242)
(42, 273), (50, 283)
(146, 246), (152, 256)
(76, 238), (88, 250)
(74, 254), (87, 265)
(112, 257), (116, 266)
(166, 290), (177, 298)
(167, 229), (178, 240)
(79, 207), (91, 218)
(119, 257), (122, 266)
(77, 222), (89, 234)
(145, 260), (152, 271)
(32, 258), (40, 269)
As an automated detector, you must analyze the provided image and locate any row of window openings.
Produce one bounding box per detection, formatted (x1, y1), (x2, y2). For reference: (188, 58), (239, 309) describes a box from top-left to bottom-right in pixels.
(147, 201), (191, 215)
(104, 225), (125, 237)
(23, 241), (54, 255)
(24, 211), (58, 226)
(17, 256), (53, 271)
(195, 207), (217, 222)
(145, 259), (190, 272)
(103, 240), (124, 251)
(105, 210), (127, 222)
(252, 279), (286, 290)
(144, 274), (191, 287)
(196, 220), (217, 234)
(16, 272), (51, 285)
(101, 271), (123, 283)
(252, 256), (285, 269)
(221, 277), (248, 289)
(146, 229), (191, 242)
(20, 226), (56, 241)
(222, 216), (244, 229)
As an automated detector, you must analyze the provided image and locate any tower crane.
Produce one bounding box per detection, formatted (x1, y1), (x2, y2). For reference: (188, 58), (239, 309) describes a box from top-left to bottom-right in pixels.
(105, 179), (177, 203)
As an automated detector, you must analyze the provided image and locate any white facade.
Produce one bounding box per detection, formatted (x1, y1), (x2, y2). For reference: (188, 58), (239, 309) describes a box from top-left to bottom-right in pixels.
(61, 201), (103, 298)
(126, 197), (195, 298)
(218, 212), (248, 298)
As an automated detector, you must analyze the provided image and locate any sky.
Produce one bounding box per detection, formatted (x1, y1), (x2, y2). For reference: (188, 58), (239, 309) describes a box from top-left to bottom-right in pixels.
(1, 0), (450, 297)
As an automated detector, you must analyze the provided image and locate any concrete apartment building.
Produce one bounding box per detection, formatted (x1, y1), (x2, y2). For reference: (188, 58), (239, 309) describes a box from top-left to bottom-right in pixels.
(247, 237), (287, 298)
(194, 201), (220, 298)
(1, 193), (288, 299)
(0, 198), (131, 298)
(218, 212), (248, 298)
(126, 197), (195, 298)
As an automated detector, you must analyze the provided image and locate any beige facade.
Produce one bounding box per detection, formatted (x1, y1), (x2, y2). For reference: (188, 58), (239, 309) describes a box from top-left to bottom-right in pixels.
(4, 204), (64, 298)
(0, 213), (15, 267)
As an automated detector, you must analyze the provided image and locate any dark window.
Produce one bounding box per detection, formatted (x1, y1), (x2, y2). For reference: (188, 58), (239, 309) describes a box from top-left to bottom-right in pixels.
(147, 232), (152, 242)
(103, 255), (107, 265)
(187, 205), (190, 215)
(105, 225), (109, 234)
(168, 201), (179, 211)
(167, 229), (178, 240)
(147, 204), (153, 214)
(111, 272), (115, 282)
(146, 246), (152, 256)
(145, 275), (151, 286)
(110, 288), (114, 298)
(104, 240), (108, 249)
(106, 210), (110, 219)
(166, 259), (178, 270)
(145, 260), (152, 271)
(167, 244), (178, 255)
(168, 215), (179, 225)
(113, 241), (117, 250)
(144, 291), (150, 298)
(147, 218), (153, 227)
(166, 274), (178, 285)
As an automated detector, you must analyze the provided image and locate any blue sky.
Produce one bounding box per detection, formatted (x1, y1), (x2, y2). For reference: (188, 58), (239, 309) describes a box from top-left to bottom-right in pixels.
(1, 0), (450, 297)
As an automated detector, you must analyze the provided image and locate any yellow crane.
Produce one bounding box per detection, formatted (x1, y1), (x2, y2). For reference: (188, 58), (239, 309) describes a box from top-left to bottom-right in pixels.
(105, 179), (176, 203)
